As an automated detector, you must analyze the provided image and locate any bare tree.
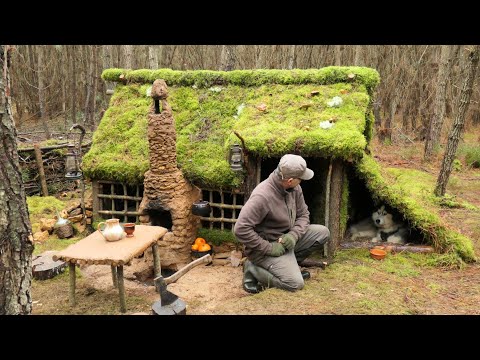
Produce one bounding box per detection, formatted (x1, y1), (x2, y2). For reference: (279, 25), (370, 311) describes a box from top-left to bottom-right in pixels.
(36, 45), (51, 139)
(69, 45), (77, 125)
(0, 45), (34, 315)
(255, 45), (267, 68)
(84, 46), (95, 129)
(103, 45), (115, 94)
(334, 45), (342, 66)
(124, 45), (134, 69)
(354, 45), (363, 66)
(424, 45), (457, 160)
(435, 45), (480, 196)
(287, 45), (296, 69)
(219, 45), (236, 71)
(148, 46), (159, 69)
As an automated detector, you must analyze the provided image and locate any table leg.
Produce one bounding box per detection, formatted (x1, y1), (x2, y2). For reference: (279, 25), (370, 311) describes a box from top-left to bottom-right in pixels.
(116, 265), (126, 313)
(111, 265), (118, 288)
(69, 263), (76, 307)
(152, 243), (161, 277)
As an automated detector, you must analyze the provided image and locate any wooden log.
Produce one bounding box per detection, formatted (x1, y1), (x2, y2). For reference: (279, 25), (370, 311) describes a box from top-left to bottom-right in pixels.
(34, 144), (49, 196)
(17, 141), (91, 153)
(32, 252), (68, 280)
(339, 241), (435, 253)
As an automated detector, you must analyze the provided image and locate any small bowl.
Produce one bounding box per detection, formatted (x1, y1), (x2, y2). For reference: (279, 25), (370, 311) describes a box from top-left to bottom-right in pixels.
(370, 248), (387, 260)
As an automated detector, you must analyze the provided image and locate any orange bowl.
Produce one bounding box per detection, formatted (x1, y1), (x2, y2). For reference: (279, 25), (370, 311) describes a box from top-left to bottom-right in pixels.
(370, 248), (387, 260)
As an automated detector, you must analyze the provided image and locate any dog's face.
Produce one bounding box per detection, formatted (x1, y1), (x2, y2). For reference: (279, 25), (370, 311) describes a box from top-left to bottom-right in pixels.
(371, 205), (394, 229)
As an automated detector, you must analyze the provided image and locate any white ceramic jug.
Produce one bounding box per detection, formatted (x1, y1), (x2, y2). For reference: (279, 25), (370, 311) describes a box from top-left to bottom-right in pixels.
(97, 218), (124, 242)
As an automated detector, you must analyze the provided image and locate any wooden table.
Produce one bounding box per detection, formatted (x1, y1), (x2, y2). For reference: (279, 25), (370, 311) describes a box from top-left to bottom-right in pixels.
(53, 225), (167, 313)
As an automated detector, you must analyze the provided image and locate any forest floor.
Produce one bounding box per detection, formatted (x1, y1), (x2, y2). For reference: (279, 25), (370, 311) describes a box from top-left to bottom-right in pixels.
(30, 127), (480, 315)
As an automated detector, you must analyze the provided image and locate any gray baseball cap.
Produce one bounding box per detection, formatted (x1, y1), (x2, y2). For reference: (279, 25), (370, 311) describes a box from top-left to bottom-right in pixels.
(277, 154), (314, 180)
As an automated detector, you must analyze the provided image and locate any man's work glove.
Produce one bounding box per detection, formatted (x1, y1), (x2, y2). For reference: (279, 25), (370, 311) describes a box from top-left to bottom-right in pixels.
(280, 233), (296, 251)
(268, 242), (286, 257)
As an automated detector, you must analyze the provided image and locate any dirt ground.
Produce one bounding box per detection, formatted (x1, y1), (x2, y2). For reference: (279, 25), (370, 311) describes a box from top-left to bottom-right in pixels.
(31, 132), (480, 315)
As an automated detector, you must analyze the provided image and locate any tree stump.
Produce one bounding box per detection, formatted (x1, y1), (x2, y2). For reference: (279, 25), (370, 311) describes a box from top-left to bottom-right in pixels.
(32, 251), (68, 280)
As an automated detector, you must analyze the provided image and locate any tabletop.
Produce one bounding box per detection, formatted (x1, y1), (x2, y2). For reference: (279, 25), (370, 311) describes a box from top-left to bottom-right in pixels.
(53, 225), (168, 266)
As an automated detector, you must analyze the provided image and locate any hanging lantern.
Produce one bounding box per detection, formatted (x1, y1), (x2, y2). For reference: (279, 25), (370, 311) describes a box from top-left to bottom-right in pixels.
(65, 144), (82, 180)
(229, 144), (244, 172)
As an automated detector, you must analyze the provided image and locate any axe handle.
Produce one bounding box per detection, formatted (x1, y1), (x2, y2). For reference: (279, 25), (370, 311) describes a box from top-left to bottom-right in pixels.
(160, 254), (212, 285)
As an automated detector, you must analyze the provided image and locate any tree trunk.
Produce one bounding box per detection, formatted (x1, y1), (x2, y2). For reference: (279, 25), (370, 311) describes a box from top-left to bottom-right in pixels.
(59, 46), (67, 130)
(91, 46), (98, 128)
(334, 45), (342, 66)
(435, 45), (480, 196)
(70, 45), (77, 125)
(255, 45), (267, 68)
(219, 45), (236, 71)
(287, 45), (296, 69)
(354, 45), (362, 66)
(36, 45), (51, 139)
(124, 45), (134, 69)
(148, 46), (159, 69)
(84, 46), (94, 129)
(0, 45), (34, 315)
(102, 45), (115, 96)
(424, 45), (455, 161)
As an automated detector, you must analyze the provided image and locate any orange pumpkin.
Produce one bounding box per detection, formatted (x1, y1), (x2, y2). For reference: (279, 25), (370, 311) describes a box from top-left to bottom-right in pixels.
(199, 243), (211, 252)
(191, 243), (199, 251)
(194, 237), (206, 246)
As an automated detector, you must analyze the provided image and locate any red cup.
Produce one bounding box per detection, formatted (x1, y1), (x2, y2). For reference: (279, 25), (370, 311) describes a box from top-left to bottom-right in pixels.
(124, 223), (135, 237)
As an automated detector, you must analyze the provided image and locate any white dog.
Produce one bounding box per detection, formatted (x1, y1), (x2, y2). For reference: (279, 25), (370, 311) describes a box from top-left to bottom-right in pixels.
(348, 205), (408, 244)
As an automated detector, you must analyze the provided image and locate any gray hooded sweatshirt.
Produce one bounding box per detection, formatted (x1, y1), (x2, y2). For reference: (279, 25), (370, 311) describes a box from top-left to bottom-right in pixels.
(234, 170), (310, 262)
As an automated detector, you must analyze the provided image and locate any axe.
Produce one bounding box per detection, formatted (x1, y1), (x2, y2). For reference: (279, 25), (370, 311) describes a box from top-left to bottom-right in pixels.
(152, 253), (212, 315)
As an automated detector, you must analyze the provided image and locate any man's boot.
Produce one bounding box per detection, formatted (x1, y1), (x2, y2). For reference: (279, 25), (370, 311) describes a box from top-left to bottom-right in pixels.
(243, 259), (262, 294)
(301, 270), (311, 280)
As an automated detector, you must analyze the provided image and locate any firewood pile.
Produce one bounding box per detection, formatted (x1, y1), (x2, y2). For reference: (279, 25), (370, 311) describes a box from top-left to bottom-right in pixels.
(32, 196), (94, 243)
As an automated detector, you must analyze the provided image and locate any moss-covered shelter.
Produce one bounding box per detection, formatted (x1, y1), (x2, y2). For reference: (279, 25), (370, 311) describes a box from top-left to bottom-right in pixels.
(82, 67), (475, 263)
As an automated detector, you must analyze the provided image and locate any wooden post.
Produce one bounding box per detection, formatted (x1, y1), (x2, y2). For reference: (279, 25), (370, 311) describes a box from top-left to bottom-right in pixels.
(152, 243), (161, 277)
(92, 180), (99, 218)
(324, 161), (332, 258)
(69, 263), (76, 307)
(243, 155), (260, 202)
(116, 265), (126, 313)
(111, 265), (118, 288)
(33, 144), (49, 196)
(326, 159), (345, 260)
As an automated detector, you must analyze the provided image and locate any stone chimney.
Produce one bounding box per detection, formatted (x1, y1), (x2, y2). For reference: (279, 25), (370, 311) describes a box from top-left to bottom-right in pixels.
(138, 79), (201, 269)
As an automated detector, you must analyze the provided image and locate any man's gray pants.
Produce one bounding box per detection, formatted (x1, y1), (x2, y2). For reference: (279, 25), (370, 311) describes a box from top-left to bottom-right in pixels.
(249, 224), (330, 292)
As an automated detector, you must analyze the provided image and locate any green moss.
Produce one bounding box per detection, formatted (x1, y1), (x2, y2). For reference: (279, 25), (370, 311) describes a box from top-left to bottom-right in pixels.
(27, 196), (65, 217)
(197, 228), (239, 246)
(354, 155), (476, 263)
(84, 73), (374, 189)
(82, 84), (151, 184)
(103, 67), (380, 94)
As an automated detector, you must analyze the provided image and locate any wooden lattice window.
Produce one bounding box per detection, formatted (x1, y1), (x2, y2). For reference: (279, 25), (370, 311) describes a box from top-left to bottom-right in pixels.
(200, 189), (244, 231)
(92, 180), (144, 223)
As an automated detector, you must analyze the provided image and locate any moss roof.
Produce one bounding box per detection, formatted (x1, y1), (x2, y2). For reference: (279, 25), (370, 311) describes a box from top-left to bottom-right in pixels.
(83, 67), (379, 188)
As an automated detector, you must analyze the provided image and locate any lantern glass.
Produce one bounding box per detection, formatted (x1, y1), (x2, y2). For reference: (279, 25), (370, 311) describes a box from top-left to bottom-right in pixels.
(229, 144), (244, 172)
(65, 146), (82, 180)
